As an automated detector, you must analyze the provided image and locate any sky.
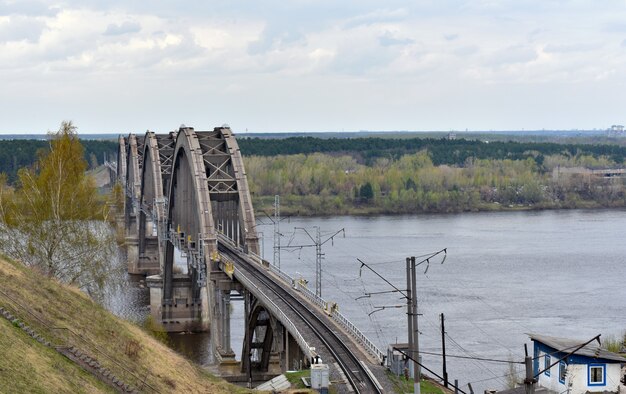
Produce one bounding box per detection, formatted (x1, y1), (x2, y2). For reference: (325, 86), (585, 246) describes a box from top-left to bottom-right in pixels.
(1, 0), (626, 134)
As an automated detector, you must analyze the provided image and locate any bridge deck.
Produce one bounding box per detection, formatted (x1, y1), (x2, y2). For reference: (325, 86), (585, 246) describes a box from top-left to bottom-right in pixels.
(219, 241), (393, 393)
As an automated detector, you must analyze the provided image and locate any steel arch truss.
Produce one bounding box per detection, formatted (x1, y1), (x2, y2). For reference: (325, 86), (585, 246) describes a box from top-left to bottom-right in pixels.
(162, 126), (260, 302)
(242, 296), (278, 373)
(138, 131), (177, 274)
(196, 127), (259, 255)
(124, 134), (144, 237)
(116, 135), (127, 186)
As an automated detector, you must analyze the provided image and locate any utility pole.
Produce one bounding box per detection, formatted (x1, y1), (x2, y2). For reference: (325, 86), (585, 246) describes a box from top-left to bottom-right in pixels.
(406, 258), (415, 392)
(289, 226), (345, 298)
(358, 249), (447, 394)
(441, 313), (448, 388)
(315, 226), (322, 298)
(524, 344), (535, 394)
(410, 256), (420, 394)
(273, 195), (280, 269)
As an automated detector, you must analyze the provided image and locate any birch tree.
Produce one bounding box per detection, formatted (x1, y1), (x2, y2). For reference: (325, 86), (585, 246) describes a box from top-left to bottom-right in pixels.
(0, 121), (116, 295)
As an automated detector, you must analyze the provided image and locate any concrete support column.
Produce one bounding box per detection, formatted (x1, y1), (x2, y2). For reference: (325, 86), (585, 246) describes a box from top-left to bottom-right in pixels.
(126, 236), (139, 274)
(146, 275), (163, 324)
(220, 290), (232, 354)
(146, 274), (209, 332)
(216, 287), (238, 375)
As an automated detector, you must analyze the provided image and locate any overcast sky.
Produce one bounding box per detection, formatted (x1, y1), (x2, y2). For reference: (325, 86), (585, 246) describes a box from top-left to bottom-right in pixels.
(2, 1), (626, 134)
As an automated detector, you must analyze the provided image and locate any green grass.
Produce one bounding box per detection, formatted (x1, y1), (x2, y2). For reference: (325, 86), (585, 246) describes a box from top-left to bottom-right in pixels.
(386, 370), (445, 394)
(285, 369), (311, 389)
(602, 332), (626, 354)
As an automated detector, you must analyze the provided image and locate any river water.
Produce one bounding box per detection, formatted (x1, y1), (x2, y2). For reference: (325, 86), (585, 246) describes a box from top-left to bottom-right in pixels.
(104, 209), (626, 392)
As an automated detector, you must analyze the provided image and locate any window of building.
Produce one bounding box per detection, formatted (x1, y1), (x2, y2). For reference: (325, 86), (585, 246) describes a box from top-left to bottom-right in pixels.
(588, 364), (605, 385)
(559, 361), (567, 384)
(544, 355), (551, 376)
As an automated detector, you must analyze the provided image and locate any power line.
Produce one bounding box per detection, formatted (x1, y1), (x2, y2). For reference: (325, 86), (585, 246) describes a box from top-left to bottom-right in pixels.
(417, 350), (523, 364)
(392, 346), (469, 394)
(444, 332), (508, 387)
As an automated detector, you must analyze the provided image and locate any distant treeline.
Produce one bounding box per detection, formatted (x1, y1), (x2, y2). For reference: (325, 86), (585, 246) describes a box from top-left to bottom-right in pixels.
(0, 139), (117, 182)
(238, 137), (626, 166)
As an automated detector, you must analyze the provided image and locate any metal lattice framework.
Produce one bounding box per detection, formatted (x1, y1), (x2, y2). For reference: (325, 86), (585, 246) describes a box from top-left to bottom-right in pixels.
(120, 126), (260, 342)
(124, 134), (144, 236)
(161, 126), (260, 303)
(116, 135), (127, 186)
(242, 296), (276, 373)
(138, 131), (177, 270)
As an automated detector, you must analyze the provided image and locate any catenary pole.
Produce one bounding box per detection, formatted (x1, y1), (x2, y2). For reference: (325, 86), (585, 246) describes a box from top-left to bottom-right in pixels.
(406, 257), (415, 392)
(411, 256), (421, 394)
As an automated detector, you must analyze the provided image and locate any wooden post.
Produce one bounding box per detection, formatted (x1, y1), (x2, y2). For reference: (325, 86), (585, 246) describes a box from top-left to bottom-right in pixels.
(524, 344), (535, 394)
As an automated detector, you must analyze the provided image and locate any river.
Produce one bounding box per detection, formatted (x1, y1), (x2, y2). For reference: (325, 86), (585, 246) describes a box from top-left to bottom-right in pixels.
(104, 209), (626, 392)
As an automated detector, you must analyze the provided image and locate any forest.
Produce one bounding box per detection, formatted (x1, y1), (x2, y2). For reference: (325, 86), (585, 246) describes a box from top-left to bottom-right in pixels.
(0, 136), (625, 215)
(0, 138), (115, 182)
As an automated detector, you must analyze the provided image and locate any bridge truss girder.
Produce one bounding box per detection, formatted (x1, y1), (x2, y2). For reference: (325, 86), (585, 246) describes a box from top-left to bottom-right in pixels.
(138, 131), (176, 274)
(124, 134), (144, 238)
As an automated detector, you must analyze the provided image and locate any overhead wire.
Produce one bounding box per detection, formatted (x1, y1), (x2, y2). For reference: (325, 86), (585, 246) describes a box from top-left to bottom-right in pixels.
(273, 225), (519, 388)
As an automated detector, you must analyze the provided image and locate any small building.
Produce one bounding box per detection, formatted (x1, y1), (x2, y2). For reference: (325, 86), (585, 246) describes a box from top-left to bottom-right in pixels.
(530, 333), (625, 394)
(387, 343), (412, 378)
(387, 343), (420, 379)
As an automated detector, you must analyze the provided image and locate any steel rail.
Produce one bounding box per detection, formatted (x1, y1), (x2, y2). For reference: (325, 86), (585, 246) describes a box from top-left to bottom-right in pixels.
(218, 241), (382, 394)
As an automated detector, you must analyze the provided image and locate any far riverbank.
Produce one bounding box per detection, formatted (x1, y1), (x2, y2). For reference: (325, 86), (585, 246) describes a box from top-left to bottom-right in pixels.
(253, 194), (624, 217)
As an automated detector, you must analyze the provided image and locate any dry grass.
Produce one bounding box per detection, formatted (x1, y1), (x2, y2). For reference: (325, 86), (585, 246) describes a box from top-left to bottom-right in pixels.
(0, 255), (252, 394)
(0, 317), (112, 393)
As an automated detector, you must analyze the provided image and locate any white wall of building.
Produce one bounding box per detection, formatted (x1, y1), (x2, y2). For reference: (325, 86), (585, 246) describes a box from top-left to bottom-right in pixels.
(536, 350), (621, 394)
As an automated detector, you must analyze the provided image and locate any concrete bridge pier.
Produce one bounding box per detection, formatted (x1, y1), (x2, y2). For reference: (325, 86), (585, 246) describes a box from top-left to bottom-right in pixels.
(126, 236), (139, 274)
(212, 273), (243, 375)
(125, 203), (140, 274)
(146, 275), (209, 332)
(137, 236), (160, 275)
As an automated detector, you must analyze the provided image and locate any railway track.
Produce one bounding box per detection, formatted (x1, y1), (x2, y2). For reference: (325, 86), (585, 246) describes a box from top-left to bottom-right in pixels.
(218, 241), (383, 394)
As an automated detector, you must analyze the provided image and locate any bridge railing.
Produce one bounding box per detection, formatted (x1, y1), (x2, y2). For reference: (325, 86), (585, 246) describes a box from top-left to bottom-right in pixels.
(250, 252), (385, 363)
(232, 266), (316, 360)
(294, 279), (328, 310)
(222, 238), (385, 363)
(329, 308), (386, 363)
(267, 260), (296, 288)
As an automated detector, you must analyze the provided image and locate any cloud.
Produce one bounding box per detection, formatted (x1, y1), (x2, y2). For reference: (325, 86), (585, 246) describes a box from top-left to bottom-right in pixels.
(0, 15), (46, 43)
(2, 0), (626, 133)
(488, 45), (537, 66)
(247, 26), (305, 55)
(344, 8), (408, 29)
(378, 31), (414, 47)
(103, 21), (141, 36)
(453, 45), (478, 56)
(605, 21), (626, 33)
(543, 42), (600, 54)
(0, 0), (58, 17)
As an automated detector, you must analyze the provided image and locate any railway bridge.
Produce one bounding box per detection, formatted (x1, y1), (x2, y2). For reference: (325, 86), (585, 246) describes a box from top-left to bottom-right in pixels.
(111, 126), (389, 392)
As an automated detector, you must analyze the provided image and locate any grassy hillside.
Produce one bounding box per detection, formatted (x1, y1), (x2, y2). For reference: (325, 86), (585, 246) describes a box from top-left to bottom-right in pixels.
(0, 317), (112, 393)
(0, 256), (250, 394)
